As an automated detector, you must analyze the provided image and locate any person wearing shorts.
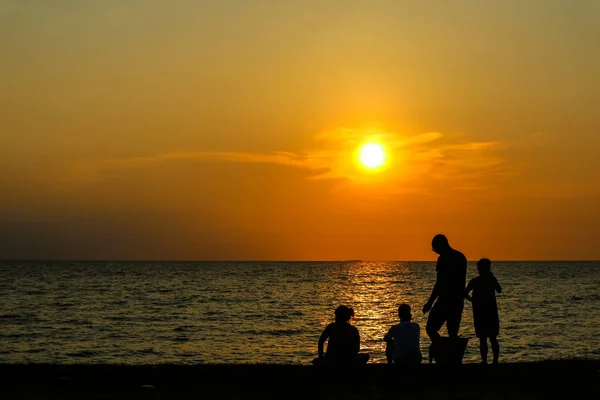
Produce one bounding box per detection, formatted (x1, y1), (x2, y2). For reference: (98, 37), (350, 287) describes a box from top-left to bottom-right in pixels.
(422, 234), (468, 342)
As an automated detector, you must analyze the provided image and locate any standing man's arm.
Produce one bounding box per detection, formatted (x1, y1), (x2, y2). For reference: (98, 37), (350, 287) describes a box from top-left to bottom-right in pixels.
(423, 266), (443, 313)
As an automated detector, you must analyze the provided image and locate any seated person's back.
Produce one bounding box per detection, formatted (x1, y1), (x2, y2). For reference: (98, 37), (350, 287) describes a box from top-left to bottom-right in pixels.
(324, 320), (359, 363)
(314, 305), (369, 367)
(385, 304), (422, 365)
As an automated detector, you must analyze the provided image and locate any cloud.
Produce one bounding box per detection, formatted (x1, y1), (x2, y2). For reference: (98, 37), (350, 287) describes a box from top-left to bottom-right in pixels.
(64, 128), (513, 195)
(404, 138), (514, 191)
(314, 128), (443, 148)
(102, 151), (320, 169)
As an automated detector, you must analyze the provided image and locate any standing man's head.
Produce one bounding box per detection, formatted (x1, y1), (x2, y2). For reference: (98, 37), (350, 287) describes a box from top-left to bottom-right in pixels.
(398, 304), (412, 322)
(432, 234), (451, 255)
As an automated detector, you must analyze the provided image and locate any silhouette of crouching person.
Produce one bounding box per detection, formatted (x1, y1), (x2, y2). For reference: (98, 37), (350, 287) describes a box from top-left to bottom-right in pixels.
(313, 306), (370, 367)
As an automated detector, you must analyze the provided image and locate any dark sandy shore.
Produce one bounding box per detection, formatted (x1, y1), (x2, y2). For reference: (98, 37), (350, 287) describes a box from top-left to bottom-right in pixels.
(1, 360), (598, 399)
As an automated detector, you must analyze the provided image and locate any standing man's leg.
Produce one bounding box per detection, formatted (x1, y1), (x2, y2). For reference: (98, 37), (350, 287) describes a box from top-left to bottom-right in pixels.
(445, 302), (465, 364)
(445, 302), (464, 338)
(426, 303), (445, 343)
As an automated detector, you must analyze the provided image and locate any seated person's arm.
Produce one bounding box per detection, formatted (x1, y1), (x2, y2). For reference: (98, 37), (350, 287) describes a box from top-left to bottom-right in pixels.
(383, 332), (392, 343)
(353, 330), (360, 354)
(383, 326), (394, 343)
(318, 326), (330, 358)
(385, 333), (394, 364)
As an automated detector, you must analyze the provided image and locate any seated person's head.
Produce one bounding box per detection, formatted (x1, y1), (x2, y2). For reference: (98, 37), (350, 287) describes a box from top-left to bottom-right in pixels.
(334, 305), (354, 323)
(477, 258), (492, 275)
(398, 303), (412, 321)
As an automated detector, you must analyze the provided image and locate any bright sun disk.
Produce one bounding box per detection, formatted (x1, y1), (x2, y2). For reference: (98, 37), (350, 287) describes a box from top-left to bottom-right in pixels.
(358, 143), (386, 169)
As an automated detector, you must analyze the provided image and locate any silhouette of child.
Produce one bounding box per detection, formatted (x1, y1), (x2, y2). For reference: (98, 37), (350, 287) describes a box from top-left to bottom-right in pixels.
(384, 304), (422, 365)
(313, 305), (370, 367)
(465, 258), (502, 364)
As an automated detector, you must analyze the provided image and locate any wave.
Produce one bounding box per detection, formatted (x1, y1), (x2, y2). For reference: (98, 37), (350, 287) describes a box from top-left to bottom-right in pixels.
(132, 348), (164, 356)
(0, 313), (41, 323)
(528, 342), (558, 349)
(0, 313), (23, 319)
(570, 294), (600, 302)
(66, 350), (103, 358)
(25, 348), (47, 354)
(246, 329), (303, 336)
(173, 325), (196, 332)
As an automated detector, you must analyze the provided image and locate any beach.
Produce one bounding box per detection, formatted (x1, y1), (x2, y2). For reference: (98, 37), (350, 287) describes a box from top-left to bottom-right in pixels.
(2, 360), (598, 399)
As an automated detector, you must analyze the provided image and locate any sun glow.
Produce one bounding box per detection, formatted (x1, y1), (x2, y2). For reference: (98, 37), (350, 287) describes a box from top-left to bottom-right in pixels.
(358, 143), (387, 169)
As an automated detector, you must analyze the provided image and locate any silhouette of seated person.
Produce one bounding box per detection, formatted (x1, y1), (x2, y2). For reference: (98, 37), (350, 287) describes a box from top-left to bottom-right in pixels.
(313, 305), (370, 367)
(384, 304), (422, 366)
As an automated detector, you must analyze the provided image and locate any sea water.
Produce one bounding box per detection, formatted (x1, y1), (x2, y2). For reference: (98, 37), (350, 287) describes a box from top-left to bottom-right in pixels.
(1, 261), (599, 364)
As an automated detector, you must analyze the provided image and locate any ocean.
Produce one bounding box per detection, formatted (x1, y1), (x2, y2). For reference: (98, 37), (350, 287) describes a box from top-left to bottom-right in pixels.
(1, 261), (599, 364)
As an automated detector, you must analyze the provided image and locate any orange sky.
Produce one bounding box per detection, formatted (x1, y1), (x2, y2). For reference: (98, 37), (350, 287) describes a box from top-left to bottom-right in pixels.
(1, 1), (599, 260)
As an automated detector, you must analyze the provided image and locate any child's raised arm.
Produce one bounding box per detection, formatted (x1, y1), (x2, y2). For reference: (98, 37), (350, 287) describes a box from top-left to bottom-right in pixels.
(494, 276), (502, 294)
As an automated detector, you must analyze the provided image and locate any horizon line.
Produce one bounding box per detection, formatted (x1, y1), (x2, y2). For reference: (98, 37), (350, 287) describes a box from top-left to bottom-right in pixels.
(1, 259), (599, 263)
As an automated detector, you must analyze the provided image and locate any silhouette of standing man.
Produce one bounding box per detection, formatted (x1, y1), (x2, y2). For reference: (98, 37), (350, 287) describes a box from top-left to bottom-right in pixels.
(422, 234), (467, 342)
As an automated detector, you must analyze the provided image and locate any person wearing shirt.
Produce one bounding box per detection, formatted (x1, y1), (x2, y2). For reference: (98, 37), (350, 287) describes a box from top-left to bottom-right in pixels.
(422, 234), (468, 342)
(384, 304), (422, 365)
(313, 305), (370, 367)
(465, 258), (502, 364)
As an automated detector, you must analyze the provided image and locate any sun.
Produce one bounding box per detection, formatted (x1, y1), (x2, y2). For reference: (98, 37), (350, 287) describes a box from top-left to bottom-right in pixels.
(358, 142), (386, 169)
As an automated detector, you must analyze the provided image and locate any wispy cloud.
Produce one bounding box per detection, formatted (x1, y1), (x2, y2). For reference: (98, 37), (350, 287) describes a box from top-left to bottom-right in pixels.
(101, 151), (322, 169)
(67, 128), (514, 194)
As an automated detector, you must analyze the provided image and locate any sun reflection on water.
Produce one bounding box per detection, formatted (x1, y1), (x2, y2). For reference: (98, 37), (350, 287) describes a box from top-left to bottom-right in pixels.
(330, 261), (434, 359)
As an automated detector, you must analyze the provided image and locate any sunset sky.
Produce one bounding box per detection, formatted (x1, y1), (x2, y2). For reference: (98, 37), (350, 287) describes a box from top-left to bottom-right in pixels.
(1, 1), (599, 261)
